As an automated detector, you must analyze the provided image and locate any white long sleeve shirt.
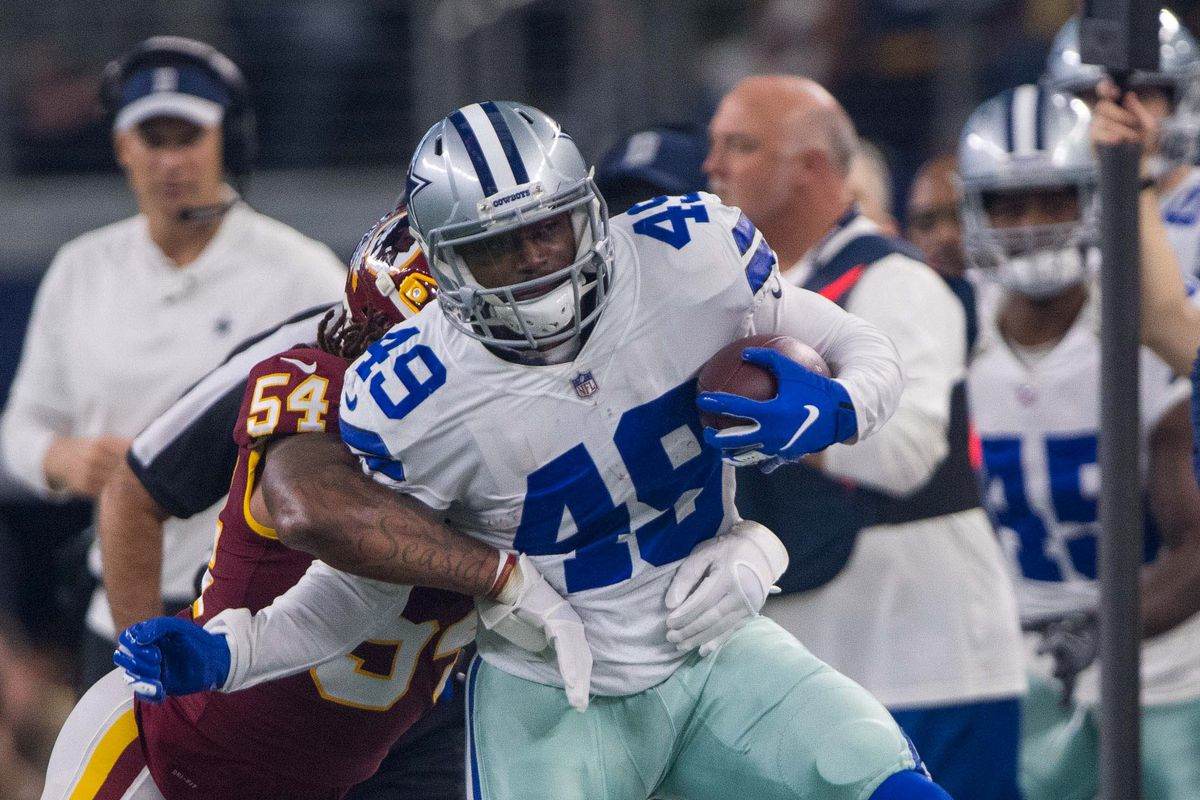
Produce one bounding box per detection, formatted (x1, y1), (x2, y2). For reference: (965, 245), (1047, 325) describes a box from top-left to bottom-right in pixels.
(766, 214), (1026, 709)
(0, 203), (346, 636)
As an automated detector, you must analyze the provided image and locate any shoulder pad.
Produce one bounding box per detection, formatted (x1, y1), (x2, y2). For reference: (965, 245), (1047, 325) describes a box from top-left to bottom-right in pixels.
(616, 192), (778, 296)
(340, 324), (449, 449)
(234, 346), (348, 448)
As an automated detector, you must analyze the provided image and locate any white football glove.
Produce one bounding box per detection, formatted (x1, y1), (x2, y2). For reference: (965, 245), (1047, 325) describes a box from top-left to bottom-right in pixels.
(476, 554), (593, 712)
(664, 520), (789, 657)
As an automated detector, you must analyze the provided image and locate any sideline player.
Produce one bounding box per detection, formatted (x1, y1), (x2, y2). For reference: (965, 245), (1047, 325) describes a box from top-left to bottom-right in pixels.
(960, 84), (1200, 800)
(1045, 8), (1200, 279)
(40, 208), (484, 800)
(122, 102), (956, 800)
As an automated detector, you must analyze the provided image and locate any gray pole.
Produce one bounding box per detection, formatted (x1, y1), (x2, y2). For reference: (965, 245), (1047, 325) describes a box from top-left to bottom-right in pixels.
(1095, 139), (1143, 800)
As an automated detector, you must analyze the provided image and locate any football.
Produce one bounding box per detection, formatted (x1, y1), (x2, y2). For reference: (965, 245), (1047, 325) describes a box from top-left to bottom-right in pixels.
(696, 334), (830, 430)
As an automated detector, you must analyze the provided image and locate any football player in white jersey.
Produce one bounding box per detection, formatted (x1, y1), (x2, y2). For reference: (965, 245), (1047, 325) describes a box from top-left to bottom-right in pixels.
(1045, 8), (1200, 279)
(960, 84), (1200, 800)
(114, 101), (963, 800)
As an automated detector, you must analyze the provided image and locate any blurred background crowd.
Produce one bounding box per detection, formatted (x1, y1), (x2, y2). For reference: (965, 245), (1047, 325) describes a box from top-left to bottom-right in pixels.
(1, 1), (1196, 797)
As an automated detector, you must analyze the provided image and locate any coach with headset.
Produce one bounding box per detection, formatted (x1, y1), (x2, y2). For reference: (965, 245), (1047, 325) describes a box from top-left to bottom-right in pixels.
(0, 36), (345, 688)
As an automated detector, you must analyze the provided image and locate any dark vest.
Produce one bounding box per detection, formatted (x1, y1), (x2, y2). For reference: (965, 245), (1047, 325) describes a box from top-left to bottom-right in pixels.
(735, 228), (983, 593)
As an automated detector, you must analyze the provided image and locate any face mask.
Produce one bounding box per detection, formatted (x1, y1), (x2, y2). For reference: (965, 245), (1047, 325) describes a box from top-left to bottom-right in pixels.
(997, 244), (1091, 299)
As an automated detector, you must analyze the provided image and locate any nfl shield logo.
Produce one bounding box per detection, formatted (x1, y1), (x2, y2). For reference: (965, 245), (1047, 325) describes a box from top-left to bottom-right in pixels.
(571, 371), (599, 398)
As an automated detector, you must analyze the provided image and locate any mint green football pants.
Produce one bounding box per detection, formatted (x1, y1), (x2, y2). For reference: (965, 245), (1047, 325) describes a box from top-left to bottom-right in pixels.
(464, 617), (918, 800)
(1021, 675), (1200, 800)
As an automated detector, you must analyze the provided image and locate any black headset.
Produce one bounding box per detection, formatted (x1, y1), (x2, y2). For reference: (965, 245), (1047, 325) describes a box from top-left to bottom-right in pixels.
(100, 36), (257, 178)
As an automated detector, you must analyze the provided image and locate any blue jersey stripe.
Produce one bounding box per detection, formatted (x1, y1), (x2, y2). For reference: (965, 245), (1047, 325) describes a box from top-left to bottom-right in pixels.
(449, 110), (499, 197)
(339, 418), (391, 458)
(745, 238), (776, 293)
(466, 656), (484, 800)
(364, 455), (405, 482)
(732, 212), (756, 256)
(481, 101), (530, 185)
(1004, 90), (1015, 154)
(1034, 86), (1045, 152)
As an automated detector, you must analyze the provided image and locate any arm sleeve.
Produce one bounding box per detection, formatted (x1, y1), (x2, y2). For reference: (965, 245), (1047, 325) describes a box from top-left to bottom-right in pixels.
(749, 266), (906, 441)
(1, 249), (76, 496)
(205, 560), (412, 691)
(818, 258), (965, 495)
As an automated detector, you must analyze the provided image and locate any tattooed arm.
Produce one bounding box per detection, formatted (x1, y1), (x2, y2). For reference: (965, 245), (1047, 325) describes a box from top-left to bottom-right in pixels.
(256, 432), (500, 596)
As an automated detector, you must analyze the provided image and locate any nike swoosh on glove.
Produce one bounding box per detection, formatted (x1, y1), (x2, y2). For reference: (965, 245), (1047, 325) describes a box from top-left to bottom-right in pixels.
(697, 347), (858, 467)
(664, 520), (789, 656)
(476, 554), (593, 712)
(113, 617), (231, 703)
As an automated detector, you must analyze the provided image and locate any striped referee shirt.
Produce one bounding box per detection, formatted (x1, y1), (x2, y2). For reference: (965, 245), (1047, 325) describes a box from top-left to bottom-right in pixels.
(128, 303), (336, 518)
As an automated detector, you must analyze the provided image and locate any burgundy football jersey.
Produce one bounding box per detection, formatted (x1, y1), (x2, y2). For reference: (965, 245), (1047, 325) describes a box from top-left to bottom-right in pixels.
(135, 346), (475, 799)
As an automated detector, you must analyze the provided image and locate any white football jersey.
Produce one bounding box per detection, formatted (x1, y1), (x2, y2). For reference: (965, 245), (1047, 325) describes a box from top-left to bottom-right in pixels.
(969, 290), (1200, 705)
(338, 193), (903, 695)
(1161, 167), (1200, 280)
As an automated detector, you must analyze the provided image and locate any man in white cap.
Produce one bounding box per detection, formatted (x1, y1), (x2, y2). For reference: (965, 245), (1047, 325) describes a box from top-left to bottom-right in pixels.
(0, 36), (345, 689)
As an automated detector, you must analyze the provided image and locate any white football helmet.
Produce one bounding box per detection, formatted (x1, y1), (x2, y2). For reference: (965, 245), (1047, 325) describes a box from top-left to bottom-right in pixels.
(405, 101), (613, 354)
(1044, 9), (1200, 176)
(958, 85), (1098, 299)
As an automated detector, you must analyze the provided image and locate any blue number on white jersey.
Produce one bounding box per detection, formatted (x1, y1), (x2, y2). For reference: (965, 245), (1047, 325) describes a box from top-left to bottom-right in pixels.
(513, 380), (724, 592)
(981, 434), (1100, 580)
(627, 193), (711, 250)
(349, 327), (446, 420)
(341, 326), (446, 481)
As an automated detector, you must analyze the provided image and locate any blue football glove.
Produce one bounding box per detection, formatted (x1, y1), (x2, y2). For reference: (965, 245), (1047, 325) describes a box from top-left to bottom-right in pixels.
(113, 617), (231, 703)
(697, 347), (858, 466)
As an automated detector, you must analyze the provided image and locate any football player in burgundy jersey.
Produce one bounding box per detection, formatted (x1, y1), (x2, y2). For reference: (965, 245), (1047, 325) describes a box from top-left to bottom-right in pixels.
(132, 342), (475, 797)
(40, 207), (507, 800)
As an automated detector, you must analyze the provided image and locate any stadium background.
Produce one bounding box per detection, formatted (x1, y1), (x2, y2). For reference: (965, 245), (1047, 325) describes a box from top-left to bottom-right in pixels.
(0, 0), (1194, 796)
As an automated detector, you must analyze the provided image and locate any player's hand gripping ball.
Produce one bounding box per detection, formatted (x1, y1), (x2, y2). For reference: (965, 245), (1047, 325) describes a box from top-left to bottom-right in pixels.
(696, 334), (856, 467)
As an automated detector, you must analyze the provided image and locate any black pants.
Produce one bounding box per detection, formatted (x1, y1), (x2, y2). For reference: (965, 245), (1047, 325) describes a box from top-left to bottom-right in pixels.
(345, 671), (466, 800)
(79, 626), (119, 694)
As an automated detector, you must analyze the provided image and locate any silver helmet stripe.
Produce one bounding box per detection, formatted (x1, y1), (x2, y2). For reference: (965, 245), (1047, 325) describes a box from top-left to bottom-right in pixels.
(480, 101), (531, 184)
(447, 109), (500, 197)
(1011, 85), (1041, 156)
(459, 103), (523, 193)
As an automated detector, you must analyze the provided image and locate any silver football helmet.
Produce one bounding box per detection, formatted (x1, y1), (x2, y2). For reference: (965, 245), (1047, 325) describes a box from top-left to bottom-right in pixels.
(1044, 9), (1200, 175)
(405, 101), (613, 353)
(958, 85), (1098, 299)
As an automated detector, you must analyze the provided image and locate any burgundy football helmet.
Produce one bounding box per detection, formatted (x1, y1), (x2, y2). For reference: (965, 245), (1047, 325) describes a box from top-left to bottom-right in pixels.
(345, 203), (437, 327)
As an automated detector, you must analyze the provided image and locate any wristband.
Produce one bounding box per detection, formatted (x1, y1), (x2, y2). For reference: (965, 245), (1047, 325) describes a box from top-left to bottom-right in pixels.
(487, 552), (520, 602)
